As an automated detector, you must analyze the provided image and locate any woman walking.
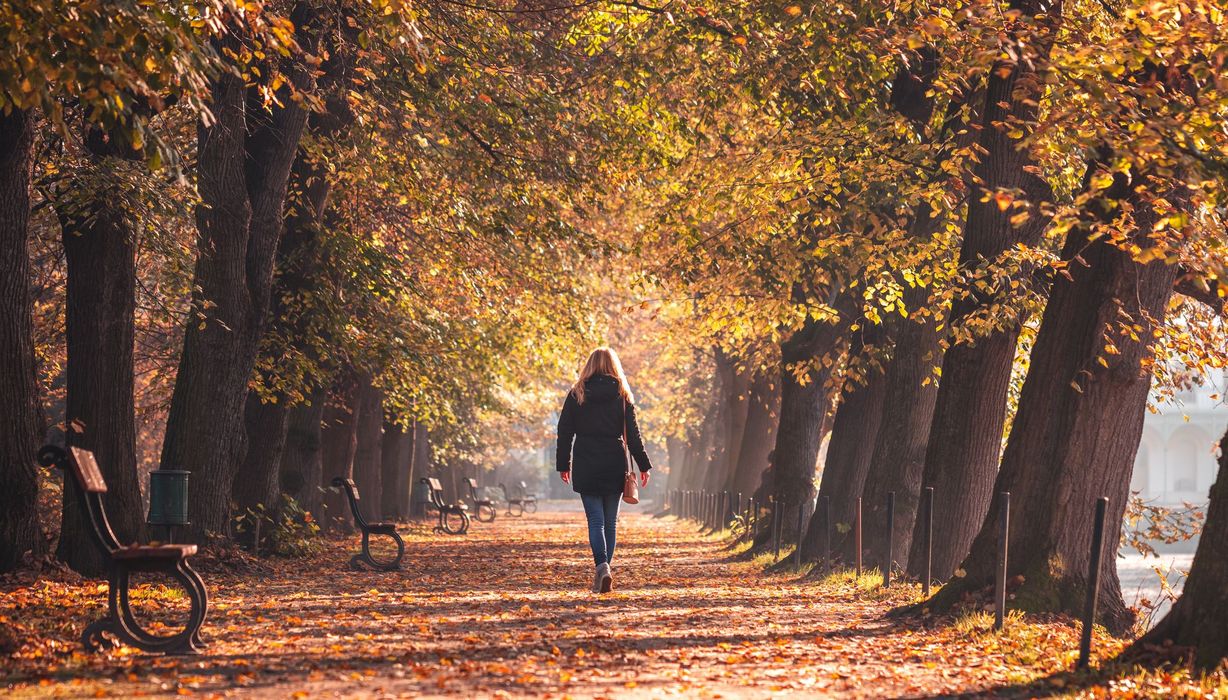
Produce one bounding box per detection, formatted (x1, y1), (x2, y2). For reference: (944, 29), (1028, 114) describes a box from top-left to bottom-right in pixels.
(556, 347), (652, 593)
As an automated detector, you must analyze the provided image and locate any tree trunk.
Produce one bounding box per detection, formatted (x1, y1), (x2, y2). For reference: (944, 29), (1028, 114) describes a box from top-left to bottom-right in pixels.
(727, 369), (780, 499)
(411, 421), (430, 516)
(320, 376), (360, 532)
(352, 380), (383, 521)
(700, 349), (733, 493)
(861, 311), (943, 573)
(380, 418), (411, 520)
(760, 316), (844, 545)
(915, 2), (1060, 579)
(158, 26), (314, 542)
(861, 48), (967, 578)
(280, 386), (326, 520)
(403, 421), (417, 517)
(1132, 425), (1228, 667)
(664, 435), (686, 496)
(56, 174), (142, 575)
(237, 10), (357, 512)
(683, 396), (718, 495)
(704, 349), (750, 494)
(0, 108), (43, 573)
(930, 179), (1182, 634)
(232, 393), (290, 515)
(722, 361), (752, 494)
(805, 351), (889, 563)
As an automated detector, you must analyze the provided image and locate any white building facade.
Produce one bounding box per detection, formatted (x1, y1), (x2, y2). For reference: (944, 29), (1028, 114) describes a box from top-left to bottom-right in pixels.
(1130, 370), (1227, 507)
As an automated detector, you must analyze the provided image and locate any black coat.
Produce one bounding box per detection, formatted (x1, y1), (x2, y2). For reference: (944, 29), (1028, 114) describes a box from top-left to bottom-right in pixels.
(556, 375), (653, 495)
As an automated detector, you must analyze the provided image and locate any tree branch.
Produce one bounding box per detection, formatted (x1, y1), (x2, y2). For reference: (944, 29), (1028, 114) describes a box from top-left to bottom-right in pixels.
(1174, 266), (1226, 315)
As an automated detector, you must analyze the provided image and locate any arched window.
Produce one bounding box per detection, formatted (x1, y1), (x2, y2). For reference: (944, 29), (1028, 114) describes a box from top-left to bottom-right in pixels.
(1167, 426), (1213, 497)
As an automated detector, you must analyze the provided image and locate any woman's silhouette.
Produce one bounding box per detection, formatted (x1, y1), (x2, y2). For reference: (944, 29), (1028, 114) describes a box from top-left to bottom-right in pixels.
(556, 347), (652, 593)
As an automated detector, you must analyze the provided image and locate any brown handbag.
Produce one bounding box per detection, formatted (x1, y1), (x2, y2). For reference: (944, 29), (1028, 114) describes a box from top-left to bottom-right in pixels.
(621, 398), (639, 504)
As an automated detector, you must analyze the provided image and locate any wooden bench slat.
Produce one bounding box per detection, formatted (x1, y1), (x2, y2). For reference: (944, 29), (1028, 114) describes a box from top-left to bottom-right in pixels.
(112, 544), (198, 560)
(69, 446), (108, 493)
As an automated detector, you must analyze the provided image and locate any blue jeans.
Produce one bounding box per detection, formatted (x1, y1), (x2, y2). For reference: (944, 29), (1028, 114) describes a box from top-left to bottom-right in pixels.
(580, 493), (621, 567)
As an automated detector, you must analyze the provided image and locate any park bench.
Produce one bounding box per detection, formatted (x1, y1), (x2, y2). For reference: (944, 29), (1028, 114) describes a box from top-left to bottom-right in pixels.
(37, 445), (208, 655)
(330, 477), (405, 571)
(464, 478), (497, 523)
(421, 477), (470, 535)
(498, 483), (525, 517)
(517, 481), (539, 513)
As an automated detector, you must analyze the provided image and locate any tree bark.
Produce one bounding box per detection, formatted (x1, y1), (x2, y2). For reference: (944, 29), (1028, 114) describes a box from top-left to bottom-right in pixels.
(915, 1), (1060, 579)
(803, 351), (888, 563)
(760, 315), (845, 545)
(352, 380), (384, 521)
(379, 417), (413, 520)
(232, 393), (290, 515)
(411, 421), (430, 516)
(279, 385), (326, 520)
(55, 161), (143, 575)
(664, 435), (687, 497)
(683, 394), (718, 496)
(236, 8), (357, 516)
(0, 108), (43, 572)
(320, 376), (360, 532)
(1132, 425), (1228, 667)
(860, 48), (966, 578)
(727, 369), (780, 499)
(930, 176), (1182, 634)
(700, 349), (734, 493)
(703, 349), (750, 494)
(861, 310), (943, 573)
(231, 137), (335, 519)
(158, 22), (315, 542)
(379, 419), (402, 519)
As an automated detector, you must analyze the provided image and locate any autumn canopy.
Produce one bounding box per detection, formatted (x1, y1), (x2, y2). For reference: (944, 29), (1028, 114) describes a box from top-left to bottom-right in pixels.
(1, 0), (1227, 694)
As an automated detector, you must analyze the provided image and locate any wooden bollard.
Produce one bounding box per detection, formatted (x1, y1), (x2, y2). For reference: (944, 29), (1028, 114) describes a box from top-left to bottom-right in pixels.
(793, 502), (804, 568)
(884, 491), (895, 588)
(855, 497), (863, 577)
(994, 491), (1010, 631)
(772, 501), (781, 561)
(922, 486), (934, 597)
(1077, 497), (1109, 670)
(821, 495), (831, 574)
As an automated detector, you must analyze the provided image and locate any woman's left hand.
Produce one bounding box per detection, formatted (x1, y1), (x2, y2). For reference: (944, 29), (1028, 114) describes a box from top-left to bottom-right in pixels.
(640, 471), (650, 487)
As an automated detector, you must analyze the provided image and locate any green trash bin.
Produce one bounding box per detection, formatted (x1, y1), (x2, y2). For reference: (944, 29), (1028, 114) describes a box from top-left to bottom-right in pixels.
(148, 470), (190, 541)
(411, 480), (432, 518)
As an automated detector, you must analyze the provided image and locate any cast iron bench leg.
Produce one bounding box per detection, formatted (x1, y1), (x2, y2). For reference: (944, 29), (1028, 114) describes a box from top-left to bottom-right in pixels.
(113, 562), (207, 655)
(180, 560), (209, 651)
(357, 531), (405, 571)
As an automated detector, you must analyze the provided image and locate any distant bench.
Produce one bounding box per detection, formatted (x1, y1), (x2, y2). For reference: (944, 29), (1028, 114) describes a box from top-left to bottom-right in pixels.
(464, 478), (497, 523)
(499, 481), (538, 517)
(38, 445), (208, 654)
(421, 478), (470, 535)
(517, 481), (538, 513)
(330, 477), (405, 571)
(499, 484), (525, 517)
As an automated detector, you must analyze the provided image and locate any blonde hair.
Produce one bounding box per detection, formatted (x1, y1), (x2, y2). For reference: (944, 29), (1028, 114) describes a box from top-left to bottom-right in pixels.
(573, 347), (634, 405)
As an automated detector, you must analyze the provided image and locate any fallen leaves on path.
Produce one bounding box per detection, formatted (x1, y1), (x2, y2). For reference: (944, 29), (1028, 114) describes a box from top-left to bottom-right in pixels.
(2, 511), (1225, 698)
